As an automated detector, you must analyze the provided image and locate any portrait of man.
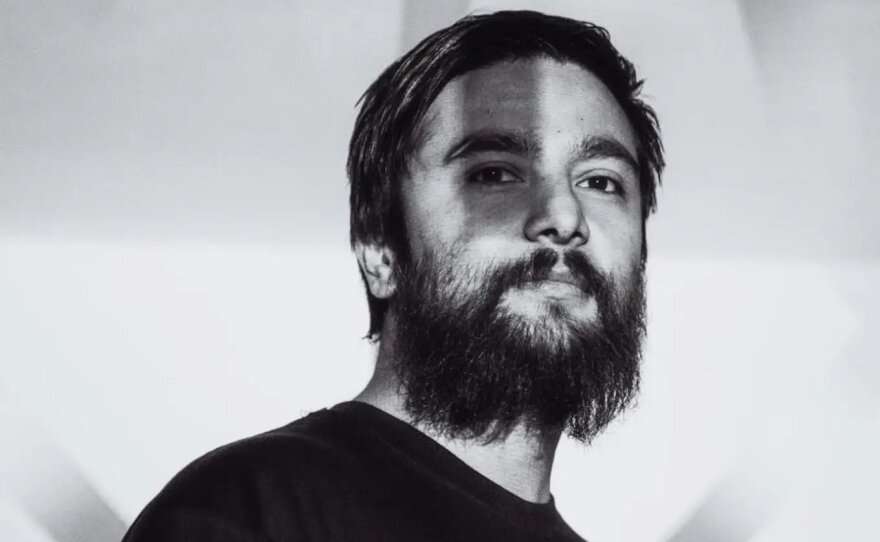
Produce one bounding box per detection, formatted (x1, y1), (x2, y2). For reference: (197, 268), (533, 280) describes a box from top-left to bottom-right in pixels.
(122, 10), (663, 541)
(2, 3), (877, 542)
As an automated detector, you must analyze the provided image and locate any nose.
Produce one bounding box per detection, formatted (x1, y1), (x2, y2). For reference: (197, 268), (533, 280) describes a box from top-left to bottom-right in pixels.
(523, 181), (589, 247)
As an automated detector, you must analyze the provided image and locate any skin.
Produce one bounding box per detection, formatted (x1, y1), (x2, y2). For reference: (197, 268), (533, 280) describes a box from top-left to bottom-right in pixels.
(355, 57), (643, 503)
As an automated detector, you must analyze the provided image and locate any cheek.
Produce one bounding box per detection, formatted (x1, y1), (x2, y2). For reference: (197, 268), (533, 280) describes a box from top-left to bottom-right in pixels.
(462, 200), (523, 232)
(401, 181), (458, 259)
(408, 188), (529, 257)
(614, 225), (644, 277)
(452, 197), (531, 259)
(588, 211), (643, 275)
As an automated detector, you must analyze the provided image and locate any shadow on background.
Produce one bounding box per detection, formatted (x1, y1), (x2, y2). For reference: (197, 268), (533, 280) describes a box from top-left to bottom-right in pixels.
(1, 404), (127, 542)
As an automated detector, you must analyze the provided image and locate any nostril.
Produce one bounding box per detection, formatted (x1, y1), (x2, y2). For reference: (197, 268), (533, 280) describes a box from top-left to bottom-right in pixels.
(533, 224), (587, 247)
(523, 186), (590, 247)
(539, 227), (561, 240)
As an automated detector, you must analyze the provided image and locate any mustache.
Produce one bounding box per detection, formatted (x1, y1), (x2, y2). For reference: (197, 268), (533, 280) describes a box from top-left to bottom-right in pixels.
(490, 248), (606, 296)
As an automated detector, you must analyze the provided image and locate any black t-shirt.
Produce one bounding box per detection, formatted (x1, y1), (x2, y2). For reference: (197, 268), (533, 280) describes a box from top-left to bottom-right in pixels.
(123, 402), (586, 541)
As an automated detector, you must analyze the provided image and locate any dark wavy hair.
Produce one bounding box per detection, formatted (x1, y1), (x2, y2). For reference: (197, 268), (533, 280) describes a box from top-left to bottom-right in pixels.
(348, 10), (664, 339)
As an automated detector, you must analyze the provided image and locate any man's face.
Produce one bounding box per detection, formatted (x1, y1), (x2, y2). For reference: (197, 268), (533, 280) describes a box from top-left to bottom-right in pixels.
(386, 57), (646, 441)
(401, 57), (643, 332)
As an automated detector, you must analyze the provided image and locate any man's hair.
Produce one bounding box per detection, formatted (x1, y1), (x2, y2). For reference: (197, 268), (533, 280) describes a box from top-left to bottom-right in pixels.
(347, 10), (665, 339)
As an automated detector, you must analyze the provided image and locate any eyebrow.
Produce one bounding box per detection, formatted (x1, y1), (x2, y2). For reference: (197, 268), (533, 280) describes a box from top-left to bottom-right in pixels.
(574, 135), (640, 174)
(442, 129), (541, 164)
(443, 130), (640, 174)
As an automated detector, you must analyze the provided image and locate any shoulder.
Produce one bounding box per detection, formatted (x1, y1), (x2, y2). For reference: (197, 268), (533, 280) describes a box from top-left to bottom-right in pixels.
(125, 408), (363, 540)
(163, 408), (358, 501)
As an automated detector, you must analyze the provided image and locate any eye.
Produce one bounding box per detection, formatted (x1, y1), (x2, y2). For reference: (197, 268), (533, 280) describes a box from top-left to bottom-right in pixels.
(466, 166), (522, 185)
(579, 175), (622, 194)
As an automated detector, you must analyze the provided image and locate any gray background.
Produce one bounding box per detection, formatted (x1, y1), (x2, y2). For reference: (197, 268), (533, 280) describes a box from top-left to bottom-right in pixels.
(2, 1), (878, 541)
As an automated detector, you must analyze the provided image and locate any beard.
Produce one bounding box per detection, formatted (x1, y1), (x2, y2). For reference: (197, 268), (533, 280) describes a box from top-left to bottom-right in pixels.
(388, 246), (646, 444)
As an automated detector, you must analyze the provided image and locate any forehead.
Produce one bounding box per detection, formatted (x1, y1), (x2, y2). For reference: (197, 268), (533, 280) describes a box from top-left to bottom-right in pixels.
(417, 57), (638, 160)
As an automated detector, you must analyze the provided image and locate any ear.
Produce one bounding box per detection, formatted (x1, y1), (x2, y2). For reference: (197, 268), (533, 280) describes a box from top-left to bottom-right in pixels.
(354, 241), (397, 299)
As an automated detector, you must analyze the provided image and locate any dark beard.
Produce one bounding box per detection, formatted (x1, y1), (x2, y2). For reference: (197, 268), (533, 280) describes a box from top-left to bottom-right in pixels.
(389, 247), (646, 443)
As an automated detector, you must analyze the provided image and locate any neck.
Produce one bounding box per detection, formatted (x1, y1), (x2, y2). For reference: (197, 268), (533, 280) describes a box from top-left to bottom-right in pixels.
(353, 334), (562, 504)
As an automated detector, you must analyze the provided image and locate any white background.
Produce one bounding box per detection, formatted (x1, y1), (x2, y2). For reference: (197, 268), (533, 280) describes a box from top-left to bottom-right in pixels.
(2, 1), (878, 541)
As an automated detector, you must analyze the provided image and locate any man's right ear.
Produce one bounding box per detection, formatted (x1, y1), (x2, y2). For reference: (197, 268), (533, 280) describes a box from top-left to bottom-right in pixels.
(354, 242), (397, 300)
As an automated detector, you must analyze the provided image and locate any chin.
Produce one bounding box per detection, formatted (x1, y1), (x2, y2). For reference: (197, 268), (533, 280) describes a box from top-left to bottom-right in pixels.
(496, 303), (600, 353)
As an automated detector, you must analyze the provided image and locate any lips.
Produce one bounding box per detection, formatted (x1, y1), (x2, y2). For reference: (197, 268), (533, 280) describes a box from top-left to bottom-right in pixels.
(544, 268), (582, 289)
(519, 269), (589, 298)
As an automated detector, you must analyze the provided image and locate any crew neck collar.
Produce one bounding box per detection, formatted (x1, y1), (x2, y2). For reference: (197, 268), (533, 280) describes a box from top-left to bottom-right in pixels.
(327, 400), (565, 530)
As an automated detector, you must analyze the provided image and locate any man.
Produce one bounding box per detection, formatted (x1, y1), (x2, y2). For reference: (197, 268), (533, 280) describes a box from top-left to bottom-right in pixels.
(124, 10), (663, 541)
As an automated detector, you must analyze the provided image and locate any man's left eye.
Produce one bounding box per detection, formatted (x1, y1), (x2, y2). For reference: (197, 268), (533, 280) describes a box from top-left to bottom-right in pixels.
(579, 175), (621, 194)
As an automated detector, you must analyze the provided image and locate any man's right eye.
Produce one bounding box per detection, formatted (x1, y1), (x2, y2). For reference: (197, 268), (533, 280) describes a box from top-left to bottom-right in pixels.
(466, 166), (521, 185)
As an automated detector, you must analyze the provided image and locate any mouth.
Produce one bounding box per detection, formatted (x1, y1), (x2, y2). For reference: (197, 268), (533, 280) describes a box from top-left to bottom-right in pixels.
(518, 270), (587, 299)
(543, 269), (582, 289)
(498, 266), (598, 319)
(524, 281), (584, 297)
